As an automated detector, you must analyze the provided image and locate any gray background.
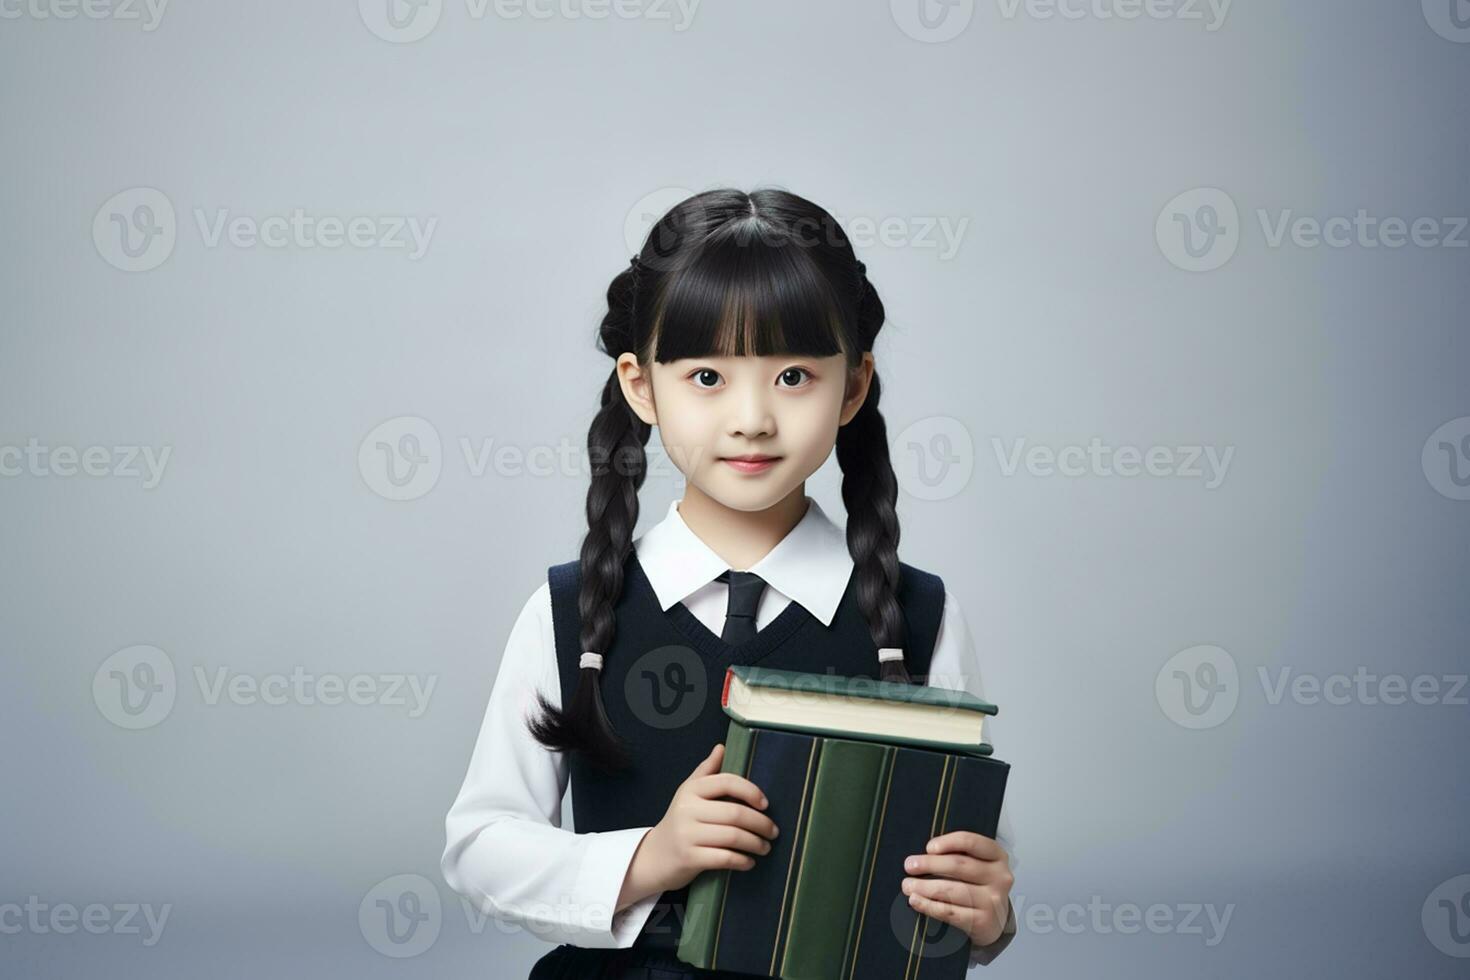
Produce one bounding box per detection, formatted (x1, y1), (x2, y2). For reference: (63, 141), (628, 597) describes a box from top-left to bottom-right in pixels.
(3, 0), (1468, 977)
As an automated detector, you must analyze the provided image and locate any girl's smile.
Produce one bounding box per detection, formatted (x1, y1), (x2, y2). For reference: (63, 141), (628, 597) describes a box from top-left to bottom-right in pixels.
(720, 453), (782, 474)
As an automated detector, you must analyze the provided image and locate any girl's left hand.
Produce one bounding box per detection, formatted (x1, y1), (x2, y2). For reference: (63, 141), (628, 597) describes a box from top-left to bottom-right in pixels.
(901, 830), (1013, 948)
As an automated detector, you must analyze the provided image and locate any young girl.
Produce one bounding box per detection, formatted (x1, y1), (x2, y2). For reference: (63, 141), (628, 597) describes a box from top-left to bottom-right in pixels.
(442, 188), (1017, 979)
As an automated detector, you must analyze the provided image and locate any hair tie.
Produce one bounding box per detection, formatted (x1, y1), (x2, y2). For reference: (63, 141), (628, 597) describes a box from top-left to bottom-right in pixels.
(629, 255), (642, 274)
(877, 647), (904, 663)
(580, 652), (604, 671)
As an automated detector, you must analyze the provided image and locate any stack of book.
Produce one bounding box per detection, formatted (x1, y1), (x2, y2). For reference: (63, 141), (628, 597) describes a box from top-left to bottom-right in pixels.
(676, 666), (1010, 980)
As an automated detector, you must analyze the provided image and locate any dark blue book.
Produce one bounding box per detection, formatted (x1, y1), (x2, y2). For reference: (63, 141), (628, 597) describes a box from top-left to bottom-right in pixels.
(679, 715), (1010, 980)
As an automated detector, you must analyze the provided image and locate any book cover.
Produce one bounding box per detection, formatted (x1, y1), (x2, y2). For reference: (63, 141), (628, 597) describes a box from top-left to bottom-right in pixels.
(677, 716), (1010, 980)
(844, 744), (1010, 979)
(680, 725), (823, 975)
(778, 736), (890, 979)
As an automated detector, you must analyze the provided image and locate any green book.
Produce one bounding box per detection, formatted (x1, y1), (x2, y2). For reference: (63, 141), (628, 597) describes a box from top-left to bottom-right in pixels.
(722, 664), (996, 756)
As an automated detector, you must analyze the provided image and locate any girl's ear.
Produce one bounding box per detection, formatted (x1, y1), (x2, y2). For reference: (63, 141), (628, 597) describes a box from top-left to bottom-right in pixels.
(616, 352), (659, 426)
(839, 353), (876, 426)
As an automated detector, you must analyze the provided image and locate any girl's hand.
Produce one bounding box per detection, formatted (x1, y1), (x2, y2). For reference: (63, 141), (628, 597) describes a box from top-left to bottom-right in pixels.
(622, 743), (780, 901)
(901, 830), (1013, 948)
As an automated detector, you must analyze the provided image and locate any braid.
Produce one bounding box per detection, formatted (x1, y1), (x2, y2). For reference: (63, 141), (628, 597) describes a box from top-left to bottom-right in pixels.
(837, 260), (912, 684)
(836, 371), (911, 684)
(527, 264), (651, 772)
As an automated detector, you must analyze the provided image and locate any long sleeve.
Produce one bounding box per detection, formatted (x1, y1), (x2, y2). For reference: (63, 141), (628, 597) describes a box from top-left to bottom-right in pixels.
(927, 588), (1019, 967)
(440, 581), (663, 948)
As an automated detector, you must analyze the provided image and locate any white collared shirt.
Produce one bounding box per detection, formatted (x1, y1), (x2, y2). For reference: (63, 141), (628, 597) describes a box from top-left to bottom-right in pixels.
(441, 496), (1017, 961)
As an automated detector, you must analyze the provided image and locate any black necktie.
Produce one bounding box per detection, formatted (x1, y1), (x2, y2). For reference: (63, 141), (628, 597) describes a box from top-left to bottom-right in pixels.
(716, 570), (767, 645)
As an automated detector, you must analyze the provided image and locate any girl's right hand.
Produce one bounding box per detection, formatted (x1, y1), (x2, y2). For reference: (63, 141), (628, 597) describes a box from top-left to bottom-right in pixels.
(624, 743), (782, 898)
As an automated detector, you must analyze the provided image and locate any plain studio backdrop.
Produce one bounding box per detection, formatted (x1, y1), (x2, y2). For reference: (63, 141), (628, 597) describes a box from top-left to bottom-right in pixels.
(2, 1), (1467, 977)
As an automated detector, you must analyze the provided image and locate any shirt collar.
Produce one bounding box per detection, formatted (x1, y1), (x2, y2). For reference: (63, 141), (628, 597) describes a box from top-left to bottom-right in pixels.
(633, 495), (853, 627)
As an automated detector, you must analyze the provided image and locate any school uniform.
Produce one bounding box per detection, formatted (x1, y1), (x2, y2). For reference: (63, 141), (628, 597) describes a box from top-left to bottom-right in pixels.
(442, 496), (1018, 978)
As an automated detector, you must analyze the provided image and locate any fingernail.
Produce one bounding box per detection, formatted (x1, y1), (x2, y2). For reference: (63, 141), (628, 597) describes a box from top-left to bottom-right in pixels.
(905, 856), (918, 871)
(760, 795), (768, 808)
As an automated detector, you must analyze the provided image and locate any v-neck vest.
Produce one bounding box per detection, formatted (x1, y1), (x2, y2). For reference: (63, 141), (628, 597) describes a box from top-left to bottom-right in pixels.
(546, 548), (947, 953)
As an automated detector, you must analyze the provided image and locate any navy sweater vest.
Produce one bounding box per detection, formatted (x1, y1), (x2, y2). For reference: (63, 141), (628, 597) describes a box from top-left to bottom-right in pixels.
(547, 548), (947, 954)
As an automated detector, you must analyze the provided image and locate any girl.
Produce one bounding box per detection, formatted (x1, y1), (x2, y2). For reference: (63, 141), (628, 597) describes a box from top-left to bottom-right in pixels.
(442, 188), (1017, 979)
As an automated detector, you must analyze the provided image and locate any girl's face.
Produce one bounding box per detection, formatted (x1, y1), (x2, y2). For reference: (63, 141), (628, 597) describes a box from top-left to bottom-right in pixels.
(617, 349), (875, 513)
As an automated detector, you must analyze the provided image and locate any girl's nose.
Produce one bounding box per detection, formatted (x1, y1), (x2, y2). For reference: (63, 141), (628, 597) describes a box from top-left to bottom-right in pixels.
(729, 388), (775, 438)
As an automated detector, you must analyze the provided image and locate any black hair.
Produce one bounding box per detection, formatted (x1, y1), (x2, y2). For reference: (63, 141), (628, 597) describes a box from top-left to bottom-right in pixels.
(528, 187), (913, 772)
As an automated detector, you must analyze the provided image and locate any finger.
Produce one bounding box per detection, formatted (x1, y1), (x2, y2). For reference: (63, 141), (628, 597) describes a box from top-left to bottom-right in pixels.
(691, 845), (757, 872)
(688, 743), (723, 779)
(693, 799), (780, 840)
(906, 893), (983, 937)
(903, 876), (978, 908)
(691, 772), (768, 810)
(904, 852), (986, 883)
(691, 822), (773, 856)
(927, 830), (1003, 861)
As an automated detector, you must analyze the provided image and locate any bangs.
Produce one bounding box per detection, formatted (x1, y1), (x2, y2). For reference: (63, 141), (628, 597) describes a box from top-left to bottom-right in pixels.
(647, 234), (851, 362)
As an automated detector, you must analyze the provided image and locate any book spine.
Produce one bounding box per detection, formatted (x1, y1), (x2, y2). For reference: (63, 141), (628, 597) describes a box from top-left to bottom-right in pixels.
(778, 738), (890, 980)
(838, 745), (895, 980)
(675, 718), (756, 969)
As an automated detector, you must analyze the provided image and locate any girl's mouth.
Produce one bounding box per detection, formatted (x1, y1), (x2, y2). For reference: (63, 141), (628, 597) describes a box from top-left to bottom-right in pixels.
(721, 454), (781, 474)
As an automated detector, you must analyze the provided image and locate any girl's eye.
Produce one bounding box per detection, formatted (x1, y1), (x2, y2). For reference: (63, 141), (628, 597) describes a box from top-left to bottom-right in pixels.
(777, 367), (812, 388)
(690, 368), (723, 389)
